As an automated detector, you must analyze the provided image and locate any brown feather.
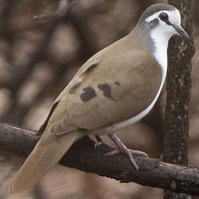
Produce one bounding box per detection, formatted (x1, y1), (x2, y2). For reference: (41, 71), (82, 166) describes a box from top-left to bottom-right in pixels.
(9, 5), (167, 192)
(9, 131), (79, 194)
(46, 35), (162, 132)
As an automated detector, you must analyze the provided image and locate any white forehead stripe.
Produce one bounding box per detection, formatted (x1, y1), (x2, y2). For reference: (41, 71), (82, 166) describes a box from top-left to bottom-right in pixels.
(145, 9), (181, 25)
(145, 10), (167, 22)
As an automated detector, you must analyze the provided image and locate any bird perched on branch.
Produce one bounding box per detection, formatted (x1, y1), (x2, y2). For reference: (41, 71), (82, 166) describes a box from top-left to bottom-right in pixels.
(8, 3), (189, 194)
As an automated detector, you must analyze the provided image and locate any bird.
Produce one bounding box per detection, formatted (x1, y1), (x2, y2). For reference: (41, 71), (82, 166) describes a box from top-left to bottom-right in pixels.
(8, 3), (189, 194)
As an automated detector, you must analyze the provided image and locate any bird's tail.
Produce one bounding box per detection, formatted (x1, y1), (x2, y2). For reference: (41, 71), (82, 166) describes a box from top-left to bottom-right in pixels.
(8, 131), (79, 194)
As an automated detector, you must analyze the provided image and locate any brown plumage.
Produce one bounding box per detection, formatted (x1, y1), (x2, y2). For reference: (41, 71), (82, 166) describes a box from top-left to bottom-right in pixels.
(9, 35), (161, 194)
(8, 3), (188, 194)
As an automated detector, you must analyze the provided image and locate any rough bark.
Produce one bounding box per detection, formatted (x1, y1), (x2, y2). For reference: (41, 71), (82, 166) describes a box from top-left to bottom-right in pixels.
(1, 124), (199, 195)
(163, 0), (195, 199)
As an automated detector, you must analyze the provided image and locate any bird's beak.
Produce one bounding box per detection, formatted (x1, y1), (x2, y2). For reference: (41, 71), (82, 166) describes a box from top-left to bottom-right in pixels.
(172, 24), (190, 40)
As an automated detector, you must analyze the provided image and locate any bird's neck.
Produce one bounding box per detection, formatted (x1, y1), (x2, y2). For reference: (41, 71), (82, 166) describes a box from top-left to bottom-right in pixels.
(148, 27), (170, 73)
(129, 26), (170, 73)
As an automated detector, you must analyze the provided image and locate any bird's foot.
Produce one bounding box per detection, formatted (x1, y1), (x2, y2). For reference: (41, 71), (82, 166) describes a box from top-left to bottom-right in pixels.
(105, 134), (148, 170)
(105, 148), (148, 157)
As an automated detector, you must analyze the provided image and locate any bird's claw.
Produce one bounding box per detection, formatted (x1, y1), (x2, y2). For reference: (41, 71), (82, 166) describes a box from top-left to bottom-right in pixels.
(106, 134), (148, 170)
(104, 148), (148, 170)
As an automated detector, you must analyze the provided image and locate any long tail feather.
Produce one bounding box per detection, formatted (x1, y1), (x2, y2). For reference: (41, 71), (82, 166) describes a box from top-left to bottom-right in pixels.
(8, 131), (79, 194)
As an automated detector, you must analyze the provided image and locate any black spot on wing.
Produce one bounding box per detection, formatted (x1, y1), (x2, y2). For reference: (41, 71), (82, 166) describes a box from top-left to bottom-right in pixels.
(80, 86), (96, 102)
(97, 83), (114, 100)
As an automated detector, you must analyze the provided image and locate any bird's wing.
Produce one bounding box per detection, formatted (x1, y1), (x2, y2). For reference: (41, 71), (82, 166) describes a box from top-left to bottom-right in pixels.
(42, 36), (162, 135)
(38, 61), (99, 135)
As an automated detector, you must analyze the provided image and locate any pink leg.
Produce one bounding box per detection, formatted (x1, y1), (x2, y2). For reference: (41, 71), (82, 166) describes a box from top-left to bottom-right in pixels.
(105, 134), (148, 170)
(94, 135), (116, 149)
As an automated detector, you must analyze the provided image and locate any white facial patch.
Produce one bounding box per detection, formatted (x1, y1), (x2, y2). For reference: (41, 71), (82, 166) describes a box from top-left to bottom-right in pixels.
(145, 9), (181, 72)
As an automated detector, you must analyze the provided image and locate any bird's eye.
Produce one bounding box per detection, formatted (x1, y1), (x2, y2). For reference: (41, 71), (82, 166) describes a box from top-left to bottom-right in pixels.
(159, 12), (168, 22)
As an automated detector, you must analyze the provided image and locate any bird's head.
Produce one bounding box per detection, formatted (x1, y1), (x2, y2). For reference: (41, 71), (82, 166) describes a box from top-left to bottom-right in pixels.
(139, 3), (189, 41)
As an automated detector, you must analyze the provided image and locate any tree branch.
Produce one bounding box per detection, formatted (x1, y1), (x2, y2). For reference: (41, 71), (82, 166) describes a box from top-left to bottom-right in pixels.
(0, 123), (199, 195)
(163, 0), (195, 198)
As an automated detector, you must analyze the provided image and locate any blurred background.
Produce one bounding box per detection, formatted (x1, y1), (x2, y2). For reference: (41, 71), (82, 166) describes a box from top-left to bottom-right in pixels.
(0, 0), (198, 198)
